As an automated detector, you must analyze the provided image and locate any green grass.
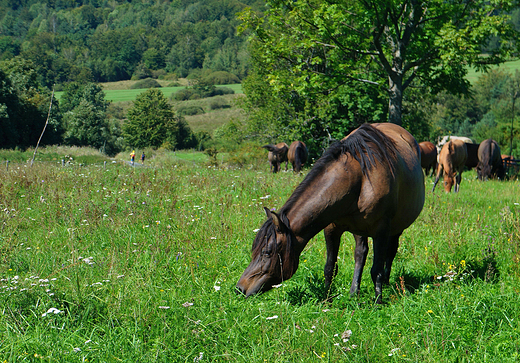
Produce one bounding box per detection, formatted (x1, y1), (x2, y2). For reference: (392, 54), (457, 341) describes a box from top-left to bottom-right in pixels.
(55, 84), (243, 102)
(0, 153), (519, 361)
(466, 58), (520, 83)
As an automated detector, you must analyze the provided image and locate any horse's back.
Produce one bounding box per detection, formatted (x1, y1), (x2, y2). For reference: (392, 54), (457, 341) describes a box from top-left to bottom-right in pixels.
(288, 141), (308, 172)
(350, 123), (424, 235)
(419, 141), (437, 168)
(465, 143), (480, 168)
(478, 139), (501, 163)
(477, 139), (503, 179)
(439, 139), (467, 167)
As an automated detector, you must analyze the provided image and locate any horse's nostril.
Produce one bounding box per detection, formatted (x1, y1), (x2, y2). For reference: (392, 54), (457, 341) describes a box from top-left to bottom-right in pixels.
(235, 285), (246, 296)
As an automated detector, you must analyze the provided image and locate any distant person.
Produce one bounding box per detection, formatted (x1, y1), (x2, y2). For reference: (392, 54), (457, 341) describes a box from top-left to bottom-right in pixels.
(141, 152), (145, 164)
(130, 150), (135, 165)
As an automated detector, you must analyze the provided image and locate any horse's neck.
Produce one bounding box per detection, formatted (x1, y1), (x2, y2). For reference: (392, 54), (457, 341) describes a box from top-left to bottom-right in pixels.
(284, 163), (362, 248)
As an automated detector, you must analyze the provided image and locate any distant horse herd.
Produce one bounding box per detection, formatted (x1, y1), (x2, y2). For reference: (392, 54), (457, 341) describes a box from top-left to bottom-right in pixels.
(262, 140), (309, 173)
(238, 125), (516, 303)
(422, 136), (512, 193)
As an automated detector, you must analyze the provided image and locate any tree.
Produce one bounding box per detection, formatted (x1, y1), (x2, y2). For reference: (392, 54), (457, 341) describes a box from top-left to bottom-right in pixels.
(0, 69), (21, 148)
(0, 57), (62, 148)
(239, 0), (518, 128)
(61, 82), (114, 151)
(123, 88), (181, 149)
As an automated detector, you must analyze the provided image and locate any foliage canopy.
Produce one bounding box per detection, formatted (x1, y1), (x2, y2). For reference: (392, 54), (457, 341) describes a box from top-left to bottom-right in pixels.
(124, 88), (196, 150)
(239, 0), (519, 153)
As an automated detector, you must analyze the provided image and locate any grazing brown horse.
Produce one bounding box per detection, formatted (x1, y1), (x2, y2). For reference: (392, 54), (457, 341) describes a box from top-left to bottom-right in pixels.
(465, 143), (480, 169)
(419, 141), (437, 176)
(477, 139), (505, 180)
(263, 142), (288, 173)
(287, 141), (308, 173)
(237, 123), (425, 303)
(432, 140), (467, 193)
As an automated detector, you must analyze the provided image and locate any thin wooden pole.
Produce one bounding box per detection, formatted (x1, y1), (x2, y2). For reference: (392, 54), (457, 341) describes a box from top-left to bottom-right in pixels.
(31, 86), (55, 166)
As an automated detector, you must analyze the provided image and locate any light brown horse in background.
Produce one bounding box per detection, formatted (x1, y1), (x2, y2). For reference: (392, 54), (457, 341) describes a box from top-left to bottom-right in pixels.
(263, 142), (288, 173)
(418, 141), (437, 176)
(287, 141), (308, 173)
(237, 123), (425, 303)
(432, 140), (467, 193)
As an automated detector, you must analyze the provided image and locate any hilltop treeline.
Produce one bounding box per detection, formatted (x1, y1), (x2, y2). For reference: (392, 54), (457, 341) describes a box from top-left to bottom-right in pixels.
(0, 0), (263, 88)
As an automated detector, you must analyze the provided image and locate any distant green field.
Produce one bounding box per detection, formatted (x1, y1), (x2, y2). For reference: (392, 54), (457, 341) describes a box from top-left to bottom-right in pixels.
(466, 58), (520, 83)
(55, 83), (243, 102)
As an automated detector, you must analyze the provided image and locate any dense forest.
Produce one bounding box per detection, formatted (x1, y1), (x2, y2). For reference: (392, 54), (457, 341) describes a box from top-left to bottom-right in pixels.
(0, 0), (519, 163)
(0, 0), (264, 88)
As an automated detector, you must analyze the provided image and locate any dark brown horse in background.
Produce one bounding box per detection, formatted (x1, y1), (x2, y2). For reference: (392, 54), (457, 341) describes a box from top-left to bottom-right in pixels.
(288, 141), (308, 173)
(465, 143), (480, 169)
(419, 141), (437, 176)
(237, 123), (425, 303)
(477, 139), (505, 180)
(263, 142), (288, 173)
(432, 139), (467, 193)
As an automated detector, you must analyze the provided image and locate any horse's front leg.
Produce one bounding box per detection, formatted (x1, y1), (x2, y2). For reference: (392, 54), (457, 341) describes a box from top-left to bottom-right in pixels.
(323, 224), (343, 286)
(455, 167), (463, 192)
(431, 164), (443, 192)
(349, 234), (368, 296)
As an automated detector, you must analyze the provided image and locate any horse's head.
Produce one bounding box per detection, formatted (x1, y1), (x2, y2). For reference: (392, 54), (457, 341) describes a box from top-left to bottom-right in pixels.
(236, 207), (299, 297)
(443, 172), (455, 192)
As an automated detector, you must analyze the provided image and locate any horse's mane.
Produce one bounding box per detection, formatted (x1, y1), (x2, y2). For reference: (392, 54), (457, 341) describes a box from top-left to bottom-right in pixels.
(281, 123), (398, 214)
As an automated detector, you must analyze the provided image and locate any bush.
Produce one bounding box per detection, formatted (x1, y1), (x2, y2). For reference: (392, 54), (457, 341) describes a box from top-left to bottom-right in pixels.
(131, 63), (153, 80)
(224, 142), (265, 169)
(209, 97), (230, 110)
(202, 71), (240, 85)
(213, 87), (234, 96)
(152, 69), (167, 79)
(172, 88), (196, 101)
(131, 78), (162, 89)
(177, 105), (205, 116)
(171, 86), (234, 101)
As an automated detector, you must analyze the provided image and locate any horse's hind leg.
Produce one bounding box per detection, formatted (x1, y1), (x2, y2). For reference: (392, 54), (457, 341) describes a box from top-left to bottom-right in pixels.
(383, 234), (400, 284)
(323, 224), (343, 286)
(349, 234), (368, 296)
(371, 236), (390, 304)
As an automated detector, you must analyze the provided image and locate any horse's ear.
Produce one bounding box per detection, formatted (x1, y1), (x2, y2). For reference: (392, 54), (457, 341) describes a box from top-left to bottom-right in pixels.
(263, 207), (285, 233)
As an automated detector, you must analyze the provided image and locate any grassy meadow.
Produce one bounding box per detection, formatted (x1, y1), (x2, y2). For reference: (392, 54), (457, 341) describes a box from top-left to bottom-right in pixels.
(466, 58), (520, 83)
(0, 149), (519, 362)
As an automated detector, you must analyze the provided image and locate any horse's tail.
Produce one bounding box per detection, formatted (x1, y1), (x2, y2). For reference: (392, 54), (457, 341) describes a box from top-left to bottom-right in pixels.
(294, 145), (307, 172)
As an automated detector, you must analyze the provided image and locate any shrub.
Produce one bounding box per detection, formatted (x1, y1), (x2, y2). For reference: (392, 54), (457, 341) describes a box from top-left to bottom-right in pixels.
(151, 69), (167, 79)
(224, 142), (265, 169)
(209, 97), (230, 110)
(212, 87), (234, 96)
(172, 86), (234, 101)
(131, 63), (153, 80)
(177, 105), (205, 116)
(130, 78), (162, 89)
(202, 71), (240, 85)
(172, 88), (196, 101)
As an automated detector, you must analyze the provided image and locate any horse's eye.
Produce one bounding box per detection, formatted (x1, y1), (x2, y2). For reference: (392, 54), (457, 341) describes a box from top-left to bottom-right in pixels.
(263, 248), (272, 257)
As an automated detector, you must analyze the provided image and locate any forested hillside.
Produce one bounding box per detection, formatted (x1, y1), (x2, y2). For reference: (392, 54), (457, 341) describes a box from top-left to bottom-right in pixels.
(0, 0), (264, 88)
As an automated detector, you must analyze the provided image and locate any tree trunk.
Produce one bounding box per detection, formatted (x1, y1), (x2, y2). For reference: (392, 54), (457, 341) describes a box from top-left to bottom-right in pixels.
(388, 75), (403, 126)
